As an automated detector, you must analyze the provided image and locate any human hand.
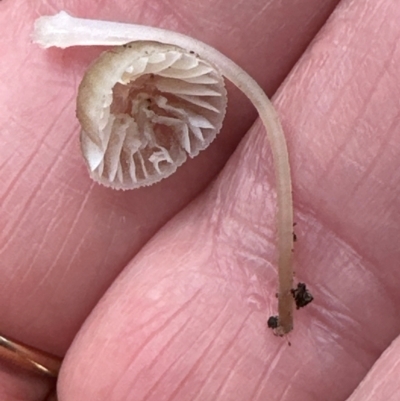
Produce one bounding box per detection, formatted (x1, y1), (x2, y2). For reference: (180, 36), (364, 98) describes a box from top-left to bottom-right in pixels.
(1, 0), (399, 400)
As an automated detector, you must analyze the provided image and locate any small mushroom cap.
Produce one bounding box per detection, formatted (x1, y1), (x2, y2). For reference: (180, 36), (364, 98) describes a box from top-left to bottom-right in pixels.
(77, 41), (227, 189)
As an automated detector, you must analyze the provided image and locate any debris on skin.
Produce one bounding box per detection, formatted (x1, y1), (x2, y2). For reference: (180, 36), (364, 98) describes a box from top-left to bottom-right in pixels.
(291, 282), (314, 309)
(268, 281), (313, 342)
(268, 279), (313, 338)
(267, 315), (279, 329)
(267, 316), (291, 345)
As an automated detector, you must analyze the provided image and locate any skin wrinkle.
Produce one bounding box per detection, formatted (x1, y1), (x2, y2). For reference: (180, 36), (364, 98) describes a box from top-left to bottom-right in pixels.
(332, 244), (395, 342)
(379, 355), (400, 392)
(0, 152), (14, 172)
(259, 1), (342, 88)
(30, 189), (73, 252)
(19, 192), (138, 336)
(127, 306), (175, 337)
(327, 302), (385, 366)
(34, 177), (94, 280)
(190, 311), (252, 401)
(70, 338), (114, 399)
(302, 171), (400, 298)
(219, 210), (275, 251)
(325, 56), (397, 199)
(0, 123), (75, 254)
(72, 231), (253, 396)
(21, 190), (85, 294)
(291, 206), (400, 358)
(17, 207), (60, 286)
(209, 136), (276, 235)
(249, 337), (288, 401)
(312, 278), (366, 329)
(211, 244), (259, 298)
(94, 224), (124, 280)
(245, 0), (274, 29)
(211, 241), (274, 307)
(374, 149), (400, 196)
(233, 247), (275, 274)
(295, 182), (399, 305)
(33, 1), (59, 17)
(0, 119), (47, 206)
(195, 352), (245, 401)
(212, 355), (245, 401)
(312, 94), (365, 189)
(217, 204), (274, 245)
(281, 4), (378, 141)
(347, 101), (400, 202)
(249, 0), (332, 59)
(196, 324), (268, 400)
(307, 324), (348, 389)
(306, 7), (389, 184)
(277, 360), (308, 401)
(57, 219), (94, 274)
(18, 179), (89, 285)
(114, 288), (203, 378)
(160, 300), (233, 381)
(177, 0), (245, 38)
(205, 138), (277, 300)
(311, 303), (372, 366)
(128, 1), (153, 22)
(110, 304), (204, 399)
(50, 204), (97, 290)
(141, 303), (242, 401)
(118, 315), (196, 401)
(219, 180), (275, 226)
(348, 230), (399, 307)
(303, 324), (367, 401)
(336, 318), (380, 369)
(158, 0), (194, 33)
(79, 309), (198, 399)
(58, 177), (89, 197)
(199, 314), (259, 397)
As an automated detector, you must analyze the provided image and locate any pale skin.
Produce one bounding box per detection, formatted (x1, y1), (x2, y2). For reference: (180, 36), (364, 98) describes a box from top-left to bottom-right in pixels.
(1, 0), (400, 400)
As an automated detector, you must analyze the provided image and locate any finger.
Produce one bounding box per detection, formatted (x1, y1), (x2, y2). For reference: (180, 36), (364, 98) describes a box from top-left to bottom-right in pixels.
(59, 1), (400, 400)
(346, 335), (400, 401)
(0, 0), (339, 352)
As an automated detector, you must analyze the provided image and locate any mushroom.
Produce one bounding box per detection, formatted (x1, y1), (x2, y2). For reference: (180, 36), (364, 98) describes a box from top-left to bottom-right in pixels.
(77, 41), (227, 189)
(33, 11), (295, 335)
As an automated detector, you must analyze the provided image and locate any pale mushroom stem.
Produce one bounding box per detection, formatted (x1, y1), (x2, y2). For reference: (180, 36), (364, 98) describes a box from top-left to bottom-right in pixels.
(33, 12), (294, 334)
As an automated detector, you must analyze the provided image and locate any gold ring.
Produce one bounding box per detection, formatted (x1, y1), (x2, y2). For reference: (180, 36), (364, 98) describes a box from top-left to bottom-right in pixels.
(0, 334), (62, 378)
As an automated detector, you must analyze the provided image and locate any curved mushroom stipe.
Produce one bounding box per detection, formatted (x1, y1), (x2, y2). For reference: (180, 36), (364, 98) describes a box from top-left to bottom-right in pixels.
(33, 11), (294, 335)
